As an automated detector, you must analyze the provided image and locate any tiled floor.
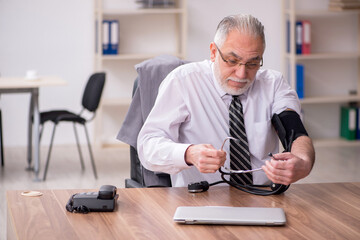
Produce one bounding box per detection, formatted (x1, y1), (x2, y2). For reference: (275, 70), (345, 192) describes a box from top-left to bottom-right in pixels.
(1, 144), (360, 239)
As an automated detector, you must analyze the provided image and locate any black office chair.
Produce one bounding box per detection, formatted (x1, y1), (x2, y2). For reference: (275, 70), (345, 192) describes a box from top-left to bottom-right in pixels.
(39, 72), (105, 180)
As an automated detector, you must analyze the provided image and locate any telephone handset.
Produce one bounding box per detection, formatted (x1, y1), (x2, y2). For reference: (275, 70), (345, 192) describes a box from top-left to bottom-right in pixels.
(98, 184), (117, 199)
(66, 185), (118, 213)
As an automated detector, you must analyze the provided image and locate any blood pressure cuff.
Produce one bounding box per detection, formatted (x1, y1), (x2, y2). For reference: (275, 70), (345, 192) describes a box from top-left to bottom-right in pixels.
(271, 110), (308, 152)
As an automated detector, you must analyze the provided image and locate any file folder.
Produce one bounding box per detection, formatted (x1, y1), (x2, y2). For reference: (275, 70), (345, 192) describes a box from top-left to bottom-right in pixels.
(102, 20), (110, 55)
(302, 20), (311, 54)
(295, 21), (302, 55)
(340, 105), (357, 140)
(296, 64), (304, 99)
(102, 20), (119, 55)
(286, 20), (290, 53)
(357, 107), (360, 139)
(109, 20), (119, 55)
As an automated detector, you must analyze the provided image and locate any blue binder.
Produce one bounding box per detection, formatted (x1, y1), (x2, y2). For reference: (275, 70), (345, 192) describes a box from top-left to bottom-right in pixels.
(102, 20), (110, 55)
(102, 20), (119, 55)
(109, 20), (119, 55)
(296, 64), (304, 99)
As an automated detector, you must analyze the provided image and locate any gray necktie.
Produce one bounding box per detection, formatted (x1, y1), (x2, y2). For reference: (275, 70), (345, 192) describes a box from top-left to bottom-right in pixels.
(229, 96), (253, 185)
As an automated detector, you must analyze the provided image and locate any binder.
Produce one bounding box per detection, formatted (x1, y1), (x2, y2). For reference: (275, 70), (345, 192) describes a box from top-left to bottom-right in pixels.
(109, 20), (119, 55)
(302, 20), (311, 54)
(102, 20), (119, 55)
(286, 20), (290, 53)
(357, 107), (360, 139)
(295, 21), (302, 55)
(102, 20), (110, 55)
(95, 20), (98, 54)
(296, 64), (304, 99)
(340, 105), (357, 140)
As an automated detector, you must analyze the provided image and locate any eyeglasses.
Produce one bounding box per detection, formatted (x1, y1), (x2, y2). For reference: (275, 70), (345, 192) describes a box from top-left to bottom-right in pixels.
(215, 44), (263, 70)
(220, 137), (263, 174)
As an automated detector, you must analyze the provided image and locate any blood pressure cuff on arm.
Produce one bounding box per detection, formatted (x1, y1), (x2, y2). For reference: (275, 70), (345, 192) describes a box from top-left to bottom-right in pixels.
(271, 110), (308, 152)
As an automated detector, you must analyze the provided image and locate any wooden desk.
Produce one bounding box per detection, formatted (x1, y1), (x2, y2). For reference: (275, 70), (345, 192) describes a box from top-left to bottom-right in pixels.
(0, 76), (66, 180)
(6, 182), (360, 240)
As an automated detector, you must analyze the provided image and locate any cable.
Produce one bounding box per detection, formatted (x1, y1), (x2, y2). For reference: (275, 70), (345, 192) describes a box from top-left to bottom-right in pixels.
(218, 167), (289, 195)
(66, 194), (90, 214)
(209, 180), (225, 186)
(187, 168), (289, 196)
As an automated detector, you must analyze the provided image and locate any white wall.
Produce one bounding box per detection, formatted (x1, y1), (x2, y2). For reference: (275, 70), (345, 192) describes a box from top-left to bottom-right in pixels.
(0, 0), (94, 146)
(0, 0), (283, 147)
(187, 0), (283, 73)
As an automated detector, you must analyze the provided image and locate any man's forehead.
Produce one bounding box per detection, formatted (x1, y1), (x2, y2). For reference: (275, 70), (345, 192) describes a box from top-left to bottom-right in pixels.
(222, 31), (264, 59)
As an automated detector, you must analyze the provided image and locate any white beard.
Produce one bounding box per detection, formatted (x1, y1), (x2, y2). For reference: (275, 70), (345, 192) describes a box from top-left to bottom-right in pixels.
(213, 60), (253, 95)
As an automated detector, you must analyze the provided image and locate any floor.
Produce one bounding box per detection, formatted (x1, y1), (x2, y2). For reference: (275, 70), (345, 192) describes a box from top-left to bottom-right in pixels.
(1, 144), (360, 239)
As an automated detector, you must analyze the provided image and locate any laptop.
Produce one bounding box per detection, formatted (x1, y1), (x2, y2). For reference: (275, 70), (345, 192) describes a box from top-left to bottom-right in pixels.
(173, 206), (286, 226)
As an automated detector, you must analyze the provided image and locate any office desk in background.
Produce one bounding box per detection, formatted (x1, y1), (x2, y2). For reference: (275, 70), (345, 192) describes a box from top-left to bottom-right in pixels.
(0, 76), (66, 180)
(6, 182), (360, 240)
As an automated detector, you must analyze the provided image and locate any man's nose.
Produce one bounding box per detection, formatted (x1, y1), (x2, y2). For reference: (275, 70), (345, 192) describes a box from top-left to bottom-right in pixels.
(234, 64), (247, 79)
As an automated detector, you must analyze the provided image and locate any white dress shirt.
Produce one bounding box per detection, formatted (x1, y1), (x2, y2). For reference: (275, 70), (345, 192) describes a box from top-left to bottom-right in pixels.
(137, 59), (301, 187)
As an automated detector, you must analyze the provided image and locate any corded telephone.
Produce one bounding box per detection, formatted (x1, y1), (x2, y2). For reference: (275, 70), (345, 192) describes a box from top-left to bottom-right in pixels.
(66, 185), (118, 213)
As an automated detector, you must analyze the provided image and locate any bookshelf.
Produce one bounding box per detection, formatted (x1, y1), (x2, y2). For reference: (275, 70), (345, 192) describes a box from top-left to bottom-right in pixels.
(94, 0), (187, 147)
(282, 0), (360, 147)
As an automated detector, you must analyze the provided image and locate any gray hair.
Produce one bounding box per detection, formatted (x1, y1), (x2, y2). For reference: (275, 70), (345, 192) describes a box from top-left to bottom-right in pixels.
(214, 14), (265, 49)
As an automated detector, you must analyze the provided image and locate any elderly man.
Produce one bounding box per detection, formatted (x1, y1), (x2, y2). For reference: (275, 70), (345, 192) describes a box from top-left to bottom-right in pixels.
(137, 14), (315, 188)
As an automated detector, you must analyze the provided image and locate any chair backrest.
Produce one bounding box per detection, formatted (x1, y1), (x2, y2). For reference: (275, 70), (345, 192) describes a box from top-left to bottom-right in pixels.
(118, 55), (189, 188)
(82, 72), (106, 112)
(128, 78), (145, 186)
(128, 78), (172, 188)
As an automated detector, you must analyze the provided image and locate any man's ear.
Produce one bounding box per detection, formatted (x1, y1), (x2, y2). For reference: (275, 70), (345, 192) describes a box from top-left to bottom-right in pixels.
(210, 42), (217, 62)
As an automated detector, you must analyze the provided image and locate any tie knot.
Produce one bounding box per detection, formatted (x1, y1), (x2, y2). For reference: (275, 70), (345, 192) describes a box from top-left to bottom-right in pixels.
(231, 96), (242, 108)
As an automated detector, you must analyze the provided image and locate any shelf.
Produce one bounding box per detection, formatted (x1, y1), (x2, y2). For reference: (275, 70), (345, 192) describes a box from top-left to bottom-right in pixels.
(98, 52), (184, 61)
(284, 9), (360, 16)
(300, 95), (360, 104)
(283, 0), (360, 147)
(97, 8), (184, 16)
(94, 0), (187, 148)
(313, 138), (360, 147)
(285, 52), (360, 60)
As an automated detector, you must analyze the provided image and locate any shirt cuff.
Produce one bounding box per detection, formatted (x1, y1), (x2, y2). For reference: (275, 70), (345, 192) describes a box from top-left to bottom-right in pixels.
(171, 143), (192, 170)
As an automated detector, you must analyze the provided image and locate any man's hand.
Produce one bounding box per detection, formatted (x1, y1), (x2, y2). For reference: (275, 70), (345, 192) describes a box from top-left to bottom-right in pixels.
(262, 152), (312, 185)
(185, 144), (226, 173)
(262, 136), (315, 185)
